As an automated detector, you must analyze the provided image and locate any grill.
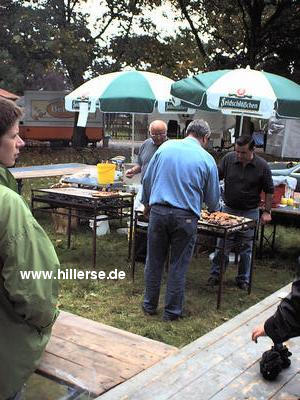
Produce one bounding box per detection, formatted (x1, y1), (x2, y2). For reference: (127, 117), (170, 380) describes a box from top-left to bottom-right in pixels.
(198, 217), (256, 236)
(31, 187), (134, 268)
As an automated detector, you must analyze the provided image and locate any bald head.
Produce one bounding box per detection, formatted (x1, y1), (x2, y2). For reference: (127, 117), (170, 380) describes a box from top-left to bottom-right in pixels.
(149, 120), (168, 146)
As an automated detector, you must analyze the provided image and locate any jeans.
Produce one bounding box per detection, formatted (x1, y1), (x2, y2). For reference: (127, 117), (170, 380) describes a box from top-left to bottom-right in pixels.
(143, 204), (198, 319)
(210, 205), (259, 284)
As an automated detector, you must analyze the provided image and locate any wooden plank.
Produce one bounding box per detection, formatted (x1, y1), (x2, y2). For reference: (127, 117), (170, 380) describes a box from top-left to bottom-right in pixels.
(51, 324), (168, 369)
(38, 311), (177, 396)
(47, 335), (142, 379)
(97, 283), (292, 400)
(39, 352), (116, 396)
(206, 342), (300, 400)
(169, 338), (299, 400)
(55, 311), (177, 357)
(271, 372), (300, 399)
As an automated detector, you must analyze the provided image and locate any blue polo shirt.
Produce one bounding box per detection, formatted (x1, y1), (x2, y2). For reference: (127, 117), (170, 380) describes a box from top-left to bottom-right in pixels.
(141, 137), (220, 217)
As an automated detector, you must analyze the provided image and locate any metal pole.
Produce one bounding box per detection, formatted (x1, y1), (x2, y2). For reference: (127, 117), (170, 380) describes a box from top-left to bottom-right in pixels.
(239, 114), (244, 136)
(131, 114), (135, 163)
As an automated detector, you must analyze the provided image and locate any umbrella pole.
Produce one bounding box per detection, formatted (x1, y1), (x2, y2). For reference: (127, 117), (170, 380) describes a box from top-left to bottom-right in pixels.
(239, 114), (244, 136)
(131, 114), (135, 163)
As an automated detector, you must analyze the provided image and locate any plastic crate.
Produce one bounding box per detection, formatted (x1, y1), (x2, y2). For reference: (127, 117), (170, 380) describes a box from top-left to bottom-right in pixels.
(260, 184), (286, 208)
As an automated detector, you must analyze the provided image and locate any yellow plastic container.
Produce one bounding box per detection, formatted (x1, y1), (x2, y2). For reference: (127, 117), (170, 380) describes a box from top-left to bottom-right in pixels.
(97, 163), (116, 184)
(280, 197), (288, 205)
(287, 198), (294, 206)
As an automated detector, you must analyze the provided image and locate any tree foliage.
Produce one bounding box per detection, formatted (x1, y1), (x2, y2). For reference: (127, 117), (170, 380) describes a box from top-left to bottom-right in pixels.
(173, 0), (300, 81)
(101, 28), (204, 80)
(0, 0), (151, 92)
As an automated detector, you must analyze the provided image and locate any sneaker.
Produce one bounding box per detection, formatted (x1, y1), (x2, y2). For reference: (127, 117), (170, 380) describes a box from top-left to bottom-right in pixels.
(141, 304), (157, 316)
(207, 276), (219, 286)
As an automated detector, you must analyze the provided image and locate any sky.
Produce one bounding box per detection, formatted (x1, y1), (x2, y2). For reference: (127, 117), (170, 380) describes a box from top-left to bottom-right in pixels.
(82, 0), (181, 37)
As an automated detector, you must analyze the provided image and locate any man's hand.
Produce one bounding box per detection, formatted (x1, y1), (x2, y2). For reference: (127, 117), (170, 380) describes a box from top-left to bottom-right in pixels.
(252, 324), (266, 343)
(260, 211), (272, 225)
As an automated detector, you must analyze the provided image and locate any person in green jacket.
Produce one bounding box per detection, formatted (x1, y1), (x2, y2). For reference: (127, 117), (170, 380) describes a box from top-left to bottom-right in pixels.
(0, 98), (60, 400)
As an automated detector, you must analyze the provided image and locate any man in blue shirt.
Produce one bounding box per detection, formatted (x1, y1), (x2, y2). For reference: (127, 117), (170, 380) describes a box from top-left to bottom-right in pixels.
(141, 119), (220, 321)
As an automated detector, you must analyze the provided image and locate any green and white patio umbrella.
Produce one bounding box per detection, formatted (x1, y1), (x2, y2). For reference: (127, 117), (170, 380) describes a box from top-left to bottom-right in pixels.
(171, 67), (300, 134)
(65, 70), (193, 160)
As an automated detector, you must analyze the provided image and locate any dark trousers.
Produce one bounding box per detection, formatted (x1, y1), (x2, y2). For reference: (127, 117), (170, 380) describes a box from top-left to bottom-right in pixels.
(143, 204), (198, 319)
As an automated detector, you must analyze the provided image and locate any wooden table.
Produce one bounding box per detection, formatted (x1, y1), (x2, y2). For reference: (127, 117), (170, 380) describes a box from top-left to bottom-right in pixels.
(9, 163), (90, 193)
(31, 187), (134, 268)
(37, 311), (178, 397)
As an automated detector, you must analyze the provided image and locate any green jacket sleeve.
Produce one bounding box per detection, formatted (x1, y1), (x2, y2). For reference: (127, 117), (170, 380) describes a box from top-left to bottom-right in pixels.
(0, 186), (59, 333)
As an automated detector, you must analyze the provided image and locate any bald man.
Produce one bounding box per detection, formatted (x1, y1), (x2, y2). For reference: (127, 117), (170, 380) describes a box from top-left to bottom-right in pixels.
(125, 120), (168, 181)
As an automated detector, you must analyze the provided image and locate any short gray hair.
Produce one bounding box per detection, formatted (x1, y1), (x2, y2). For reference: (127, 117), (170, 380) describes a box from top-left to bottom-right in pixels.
(186, 119), (211, 138)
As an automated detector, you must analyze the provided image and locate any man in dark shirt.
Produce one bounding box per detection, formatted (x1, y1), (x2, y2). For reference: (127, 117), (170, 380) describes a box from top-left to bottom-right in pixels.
(208, 135), (274, 290)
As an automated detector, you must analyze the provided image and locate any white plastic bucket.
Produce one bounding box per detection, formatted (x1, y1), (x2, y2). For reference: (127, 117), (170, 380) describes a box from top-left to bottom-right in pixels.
(89, 215), (110, 236)
(209, 252), (240, 263)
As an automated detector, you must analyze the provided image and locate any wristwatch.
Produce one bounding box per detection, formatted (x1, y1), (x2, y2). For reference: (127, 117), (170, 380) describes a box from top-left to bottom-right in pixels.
(263, 209), (271, 215)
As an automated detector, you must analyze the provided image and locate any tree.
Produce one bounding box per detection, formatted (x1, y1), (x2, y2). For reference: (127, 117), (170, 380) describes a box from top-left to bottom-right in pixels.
(1, 0), (154, 145)
(102, 28), (204, 80)
(173, 0), (300, 82)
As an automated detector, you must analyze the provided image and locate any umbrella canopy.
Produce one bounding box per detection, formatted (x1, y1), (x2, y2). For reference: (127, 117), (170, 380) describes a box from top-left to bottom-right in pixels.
(65, 70), (195, 161)
(171, 67), (300, 120)
(65, 70), (175, 115)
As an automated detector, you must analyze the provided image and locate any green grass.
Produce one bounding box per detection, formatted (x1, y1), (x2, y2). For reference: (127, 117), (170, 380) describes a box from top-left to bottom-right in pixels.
(16, 147), (298, 349)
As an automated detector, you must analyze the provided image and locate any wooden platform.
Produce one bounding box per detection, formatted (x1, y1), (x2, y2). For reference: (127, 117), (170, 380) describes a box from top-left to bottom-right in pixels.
(97, 283), (300, 399)
(37, 311), (178, 397)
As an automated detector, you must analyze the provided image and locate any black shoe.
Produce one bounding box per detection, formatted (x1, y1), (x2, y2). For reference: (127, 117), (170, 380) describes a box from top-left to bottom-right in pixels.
(141, 304), (157, 316)
(207, 276), (219, 286)
(162, 314), (182, 322)
(237, 281), (249, 290)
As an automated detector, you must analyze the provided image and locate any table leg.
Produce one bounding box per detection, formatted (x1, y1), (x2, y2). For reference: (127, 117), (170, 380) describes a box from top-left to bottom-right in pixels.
(217, 233), (227, 310)
(128, 199), (134, 260)
(258, 223), (276, 257)
(93, 215), (97, 269)
(258, 224), (264, 259)
(271, 224), (277, 250)
(248, 225), (257, 295)
(67, 209), (71, 249)
(131, 215), (138, 281)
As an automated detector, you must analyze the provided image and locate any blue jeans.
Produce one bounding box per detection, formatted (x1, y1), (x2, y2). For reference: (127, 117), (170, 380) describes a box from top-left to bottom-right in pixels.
(210, 205), (259, 284)
(143, 205), (198, 319)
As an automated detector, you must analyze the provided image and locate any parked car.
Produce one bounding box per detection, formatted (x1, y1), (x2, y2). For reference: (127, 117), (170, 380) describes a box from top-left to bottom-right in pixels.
(269, 162), (300, 192)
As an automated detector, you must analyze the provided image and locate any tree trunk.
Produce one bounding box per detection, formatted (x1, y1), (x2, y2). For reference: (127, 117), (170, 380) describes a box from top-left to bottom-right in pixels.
(72, 112), (88, 147)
